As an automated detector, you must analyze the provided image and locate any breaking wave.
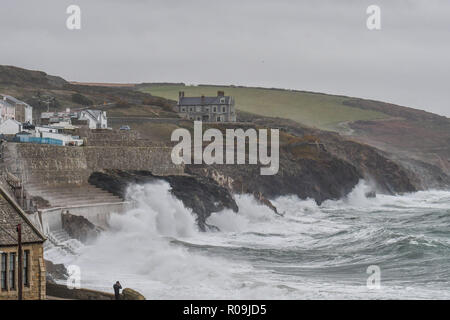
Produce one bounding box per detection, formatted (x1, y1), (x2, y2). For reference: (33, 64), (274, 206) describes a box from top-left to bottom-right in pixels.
(49, 180), (450, 299)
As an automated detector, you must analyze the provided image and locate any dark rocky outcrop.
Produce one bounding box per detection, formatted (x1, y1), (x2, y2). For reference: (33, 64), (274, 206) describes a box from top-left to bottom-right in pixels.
(45, 260), (68, 282)
(46, 282), (146, 300)
(46, 281), (116, 300)
(89, 170), (239, 231)
(185, 136), (362, 205)
(61, 212), (102, 243)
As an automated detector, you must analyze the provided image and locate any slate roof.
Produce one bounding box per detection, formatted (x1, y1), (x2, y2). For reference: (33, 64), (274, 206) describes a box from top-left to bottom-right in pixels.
(81, 109), (104, 122)
(0, 186), (46, 246)
(178, 96), (232, 106)
(0, 119), (21, 127)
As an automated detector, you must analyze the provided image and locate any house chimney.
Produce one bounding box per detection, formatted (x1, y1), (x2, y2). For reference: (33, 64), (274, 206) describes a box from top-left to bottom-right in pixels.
(217, 91), (224, 97)
(201, 95), (205, 104)
(179, 91), (185, 99)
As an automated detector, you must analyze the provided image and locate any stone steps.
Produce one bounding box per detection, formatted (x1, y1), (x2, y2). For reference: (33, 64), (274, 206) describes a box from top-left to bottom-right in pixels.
(44, 228), (84, 258)
(25, 184), (124, 209)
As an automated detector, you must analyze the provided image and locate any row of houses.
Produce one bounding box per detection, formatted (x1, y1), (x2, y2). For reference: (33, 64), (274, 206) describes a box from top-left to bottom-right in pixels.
(0, 94), (108, 146)
(40, 108), (107, 130)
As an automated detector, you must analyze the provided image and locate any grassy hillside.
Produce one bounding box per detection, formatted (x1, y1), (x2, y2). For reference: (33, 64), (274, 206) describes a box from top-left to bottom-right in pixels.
(139, 84), (389, 130)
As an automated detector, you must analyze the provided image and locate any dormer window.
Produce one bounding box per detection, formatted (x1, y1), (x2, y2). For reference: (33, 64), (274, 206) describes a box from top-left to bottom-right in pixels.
(220, 97), (225, 103)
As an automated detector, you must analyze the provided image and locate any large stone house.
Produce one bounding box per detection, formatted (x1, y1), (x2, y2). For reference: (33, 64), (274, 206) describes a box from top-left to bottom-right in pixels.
(177, 91), (236, 122)
(0, 186), (46, 300)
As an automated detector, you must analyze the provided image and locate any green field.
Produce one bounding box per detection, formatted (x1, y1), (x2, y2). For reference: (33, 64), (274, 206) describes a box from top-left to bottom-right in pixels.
(139, 85), (389, 131)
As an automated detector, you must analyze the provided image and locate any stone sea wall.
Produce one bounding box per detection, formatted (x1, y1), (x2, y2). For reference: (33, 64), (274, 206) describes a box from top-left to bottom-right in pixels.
(9, 143), (183, 186)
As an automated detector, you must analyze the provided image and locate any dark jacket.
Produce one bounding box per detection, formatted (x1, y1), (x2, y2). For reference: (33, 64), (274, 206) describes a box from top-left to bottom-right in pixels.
(113, 283), (122, 298)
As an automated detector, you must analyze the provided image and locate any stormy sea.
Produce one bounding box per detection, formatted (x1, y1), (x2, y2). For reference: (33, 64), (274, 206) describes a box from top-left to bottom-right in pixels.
(46, 181), (450, 299)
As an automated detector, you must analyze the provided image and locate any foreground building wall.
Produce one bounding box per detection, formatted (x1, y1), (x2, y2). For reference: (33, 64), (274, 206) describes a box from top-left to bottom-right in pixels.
(0, 243), (46, 300)
(0, 185), (46, 300)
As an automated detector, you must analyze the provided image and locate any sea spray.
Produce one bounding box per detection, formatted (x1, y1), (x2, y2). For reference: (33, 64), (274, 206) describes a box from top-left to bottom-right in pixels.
(64, 181), (272, 299)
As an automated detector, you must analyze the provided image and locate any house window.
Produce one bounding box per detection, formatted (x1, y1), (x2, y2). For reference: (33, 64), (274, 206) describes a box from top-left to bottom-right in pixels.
(222, 107), (226, 113)
(1, 253), (6, 290)
(189, 107), (193, 113)
(181, 107), (186, 112)
(23, 250), (30, 287)
(9, 252), (15, 290)
(213, 107), (217, 113)
(220, 97), (225, 103)
(205, 107), (209, 112)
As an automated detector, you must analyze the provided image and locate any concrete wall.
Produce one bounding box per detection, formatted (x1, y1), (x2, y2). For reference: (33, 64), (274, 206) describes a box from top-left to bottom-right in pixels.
(41, 202), (131, 231)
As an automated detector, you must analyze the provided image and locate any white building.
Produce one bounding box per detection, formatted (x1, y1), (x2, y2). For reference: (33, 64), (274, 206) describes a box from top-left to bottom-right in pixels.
(40, 108), (74, 125)
(0, 119), (22, 135)
(0, 94), (33, 123)
(78, 110), (108, 129)
(0, 98), (16, 122)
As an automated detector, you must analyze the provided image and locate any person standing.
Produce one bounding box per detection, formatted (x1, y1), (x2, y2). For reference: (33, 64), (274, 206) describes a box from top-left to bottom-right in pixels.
(113, 281), (122, 300)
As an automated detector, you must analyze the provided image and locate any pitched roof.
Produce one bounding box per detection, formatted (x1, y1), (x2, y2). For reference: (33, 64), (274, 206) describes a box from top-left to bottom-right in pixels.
(82, 109), (103, 122)
(0, 119), (21, 126)
(0, 185), (46, 246)
(178, 96), (232, 106)
(0, 94), (31, 108)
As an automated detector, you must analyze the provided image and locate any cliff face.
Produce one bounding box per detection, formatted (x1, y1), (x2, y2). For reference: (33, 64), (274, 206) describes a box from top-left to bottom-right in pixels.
(248, 117), (427, 193)
(185, 147), (362, 205)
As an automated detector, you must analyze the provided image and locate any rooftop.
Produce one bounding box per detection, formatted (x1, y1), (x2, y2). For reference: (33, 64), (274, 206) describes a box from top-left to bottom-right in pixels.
(0, 94), (31, 108)
(178, 92), (232, 106)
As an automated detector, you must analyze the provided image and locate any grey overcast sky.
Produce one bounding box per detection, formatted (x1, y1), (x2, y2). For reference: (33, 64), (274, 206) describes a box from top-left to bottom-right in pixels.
(0, 0), (449, 116)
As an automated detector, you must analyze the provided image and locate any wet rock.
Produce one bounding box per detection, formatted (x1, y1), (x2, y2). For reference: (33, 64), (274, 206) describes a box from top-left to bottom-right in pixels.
(253, 191), (283, 216)
(61, 212), (102, 243)
(121, 288), (145, 300)
(365, 191), (376, 198)
(45, 259), (68, 281)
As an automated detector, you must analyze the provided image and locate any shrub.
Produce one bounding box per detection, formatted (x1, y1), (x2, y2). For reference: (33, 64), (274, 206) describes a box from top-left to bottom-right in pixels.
(72, 93), (93, 106)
